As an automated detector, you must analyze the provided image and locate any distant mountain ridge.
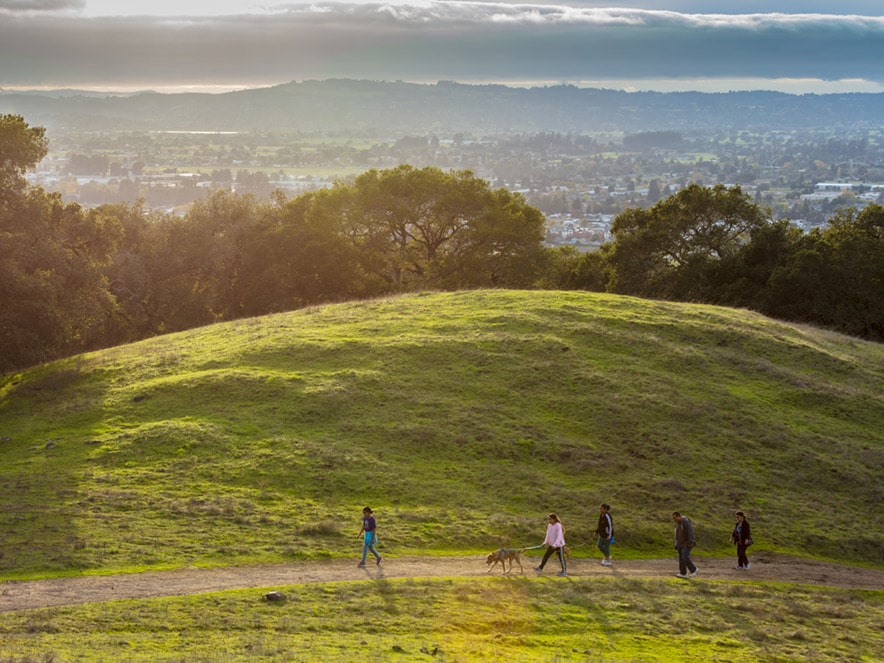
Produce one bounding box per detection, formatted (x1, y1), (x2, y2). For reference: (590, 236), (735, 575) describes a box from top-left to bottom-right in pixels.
(2, 79), (882, 134)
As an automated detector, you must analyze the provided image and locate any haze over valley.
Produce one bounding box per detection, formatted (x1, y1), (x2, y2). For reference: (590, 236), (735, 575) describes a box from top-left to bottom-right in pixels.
(4, 1), (883, 236)
(4, 80), (882, 247)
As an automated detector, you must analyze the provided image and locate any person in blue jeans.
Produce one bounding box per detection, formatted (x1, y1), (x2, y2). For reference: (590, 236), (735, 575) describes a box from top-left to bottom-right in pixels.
(672, 512), (698, 578)
(358, 506), (381, 567)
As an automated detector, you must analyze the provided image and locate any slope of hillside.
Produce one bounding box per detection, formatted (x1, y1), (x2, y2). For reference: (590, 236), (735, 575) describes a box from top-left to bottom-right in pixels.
(0, 290), (881, 578)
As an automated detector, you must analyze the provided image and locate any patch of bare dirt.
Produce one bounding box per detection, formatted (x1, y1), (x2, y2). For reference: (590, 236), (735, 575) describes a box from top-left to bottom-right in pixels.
(1, 552), (881, 613)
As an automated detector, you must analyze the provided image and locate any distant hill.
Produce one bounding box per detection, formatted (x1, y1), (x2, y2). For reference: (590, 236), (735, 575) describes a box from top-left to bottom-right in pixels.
(2, 79), (883, 134)
(1, 290), (881, 577)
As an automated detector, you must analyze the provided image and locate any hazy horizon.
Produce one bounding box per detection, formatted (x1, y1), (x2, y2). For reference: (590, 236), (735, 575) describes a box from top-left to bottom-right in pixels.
(3, 77), (884, 97)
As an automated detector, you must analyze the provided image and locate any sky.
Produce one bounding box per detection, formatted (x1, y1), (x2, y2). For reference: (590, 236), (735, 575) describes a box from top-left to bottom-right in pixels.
(1, 1), (883, 94)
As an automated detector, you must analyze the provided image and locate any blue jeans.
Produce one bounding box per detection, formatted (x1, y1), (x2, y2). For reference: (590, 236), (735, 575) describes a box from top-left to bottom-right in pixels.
(361, 534), (380, 563)
(678, 547), (697, 575)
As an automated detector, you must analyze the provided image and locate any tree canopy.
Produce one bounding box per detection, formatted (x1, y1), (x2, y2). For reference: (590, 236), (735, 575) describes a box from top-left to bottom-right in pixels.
(751, 204), (884, 339)
(309, 165), (545, 290)
(605, 183), (769, 299)
(1, 153), (549, 371)
(0, 114), (47, 195)
(1, 116), (120, 371)
(1, 116), (881, 372)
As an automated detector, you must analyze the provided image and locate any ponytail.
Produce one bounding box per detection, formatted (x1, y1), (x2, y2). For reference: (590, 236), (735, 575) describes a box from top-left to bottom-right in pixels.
(548, 513), (565, 535)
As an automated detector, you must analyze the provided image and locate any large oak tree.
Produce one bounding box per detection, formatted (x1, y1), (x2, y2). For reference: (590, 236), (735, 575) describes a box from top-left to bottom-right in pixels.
(313, 165), (546, 290)
(605, 183), (770, 300)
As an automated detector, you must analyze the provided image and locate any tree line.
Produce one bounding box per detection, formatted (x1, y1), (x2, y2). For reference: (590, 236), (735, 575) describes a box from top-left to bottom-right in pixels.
(560, 183), (882, 341)
(2, 115), (881, 373)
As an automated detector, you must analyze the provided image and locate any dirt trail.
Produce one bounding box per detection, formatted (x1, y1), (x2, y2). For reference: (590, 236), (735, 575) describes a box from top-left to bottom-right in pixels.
(2, 552), (882, 613)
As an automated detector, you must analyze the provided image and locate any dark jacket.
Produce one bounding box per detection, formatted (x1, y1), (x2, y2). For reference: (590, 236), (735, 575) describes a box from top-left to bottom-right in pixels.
(595, 512), (613, 539)
(731, 519), (752, 546)
(674, 517), (696, 549)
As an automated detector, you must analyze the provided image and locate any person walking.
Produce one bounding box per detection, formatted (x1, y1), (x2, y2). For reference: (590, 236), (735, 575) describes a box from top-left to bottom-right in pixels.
(672, 512), (698, 578)
(357, 506), (382, 567)
(731, 511), (753, 570)
(595, 503), (614, 566)
(534, 513), (568, 577)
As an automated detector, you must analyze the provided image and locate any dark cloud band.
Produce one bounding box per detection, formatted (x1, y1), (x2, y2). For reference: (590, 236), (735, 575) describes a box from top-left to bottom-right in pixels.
(1, 3), (882, 88)
(0, 0), (83, 11)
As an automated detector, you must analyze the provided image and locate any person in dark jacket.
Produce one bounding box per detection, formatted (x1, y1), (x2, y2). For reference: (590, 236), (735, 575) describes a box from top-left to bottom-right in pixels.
(672, 512), (698, 578)
(731, 511), (752, 570)
(595, 503), (614, 566)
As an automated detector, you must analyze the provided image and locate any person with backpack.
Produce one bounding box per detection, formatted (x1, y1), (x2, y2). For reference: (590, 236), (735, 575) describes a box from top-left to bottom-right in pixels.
(672, 511), (698, 578)
(595, 503), (614, 566)
(731, 511), (753, 570)
(534, 513), (568, 577)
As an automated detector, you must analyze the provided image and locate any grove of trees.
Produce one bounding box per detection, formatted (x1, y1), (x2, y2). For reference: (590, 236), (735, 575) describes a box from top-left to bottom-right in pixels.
(556, 185), (883, 341)
(2, 115), (882, 372)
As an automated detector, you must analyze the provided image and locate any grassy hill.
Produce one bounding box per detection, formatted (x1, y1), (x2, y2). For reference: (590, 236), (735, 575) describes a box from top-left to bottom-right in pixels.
(1, 290), (881, 578)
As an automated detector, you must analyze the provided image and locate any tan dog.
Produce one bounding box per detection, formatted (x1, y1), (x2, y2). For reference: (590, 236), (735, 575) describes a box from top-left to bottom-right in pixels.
(485, 548), (525, 574)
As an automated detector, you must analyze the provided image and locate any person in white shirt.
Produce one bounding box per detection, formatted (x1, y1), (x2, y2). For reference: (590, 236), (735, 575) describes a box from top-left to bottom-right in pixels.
(534, 513), (567, 577)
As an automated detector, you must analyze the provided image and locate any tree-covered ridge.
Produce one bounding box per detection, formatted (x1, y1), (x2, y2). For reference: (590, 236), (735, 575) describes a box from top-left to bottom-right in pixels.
(1, 115), (882, 372)
(3, 80), (884, 133)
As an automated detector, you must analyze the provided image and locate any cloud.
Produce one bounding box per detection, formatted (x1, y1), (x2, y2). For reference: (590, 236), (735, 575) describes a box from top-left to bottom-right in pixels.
(0, 0), (83, 10)
(564, 1), (884, 14)
(1, 2), (883, 89)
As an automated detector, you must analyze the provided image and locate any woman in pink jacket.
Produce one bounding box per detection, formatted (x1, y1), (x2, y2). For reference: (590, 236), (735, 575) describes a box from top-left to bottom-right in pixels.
(534, 513), (567, 576)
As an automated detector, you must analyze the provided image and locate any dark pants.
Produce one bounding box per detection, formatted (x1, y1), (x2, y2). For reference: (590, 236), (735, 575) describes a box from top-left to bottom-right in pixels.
(737, 544), (749, 568)
(678, 547), (697, 575)
(540, 546), (566, 572)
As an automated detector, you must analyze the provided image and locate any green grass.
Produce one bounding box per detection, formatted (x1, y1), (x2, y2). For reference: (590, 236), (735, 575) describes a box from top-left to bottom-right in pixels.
(0, 577), (881, 662)
(0, 290), (882, 577)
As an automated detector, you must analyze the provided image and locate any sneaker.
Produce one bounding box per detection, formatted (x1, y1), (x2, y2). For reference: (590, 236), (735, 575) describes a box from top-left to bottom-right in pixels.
(745, 562), (751, 570)
(357, 561), (366, 567)
(689, 569), (699, 578)
(534, 566), (543, 573)
(601, 560), (613, 566)
(734, 565), (744, 570)
(557, 571), (567, 577)
(675, 573), (688, 578)
(376, 557), (382, 566)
